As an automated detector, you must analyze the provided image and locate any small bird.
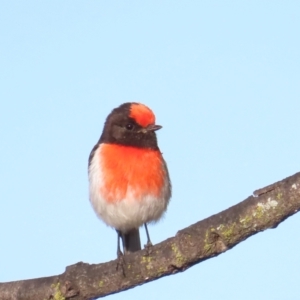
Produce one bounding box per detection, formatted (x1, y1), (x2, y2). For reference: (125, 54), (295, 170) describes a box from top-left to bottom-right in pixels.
(88, 102), (171, 256)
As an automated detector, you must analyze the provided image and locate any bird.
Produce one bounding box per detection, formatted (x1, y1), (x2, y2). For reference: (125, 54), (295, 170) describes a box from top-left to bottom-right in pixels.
(88, 102), (171, 256)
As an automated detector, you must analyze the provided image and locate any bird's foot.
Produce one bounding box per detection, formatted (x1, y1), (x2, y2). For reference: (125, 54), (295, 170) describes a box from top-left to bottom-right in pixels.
(116, 250), (126, 276)
(144, 241), (153, 256)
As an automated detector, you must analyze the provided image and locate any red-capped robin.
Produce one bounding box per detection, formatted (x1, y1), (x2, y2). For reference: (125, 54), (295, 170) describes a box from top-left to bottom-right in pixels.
(88, 102), (171, 256)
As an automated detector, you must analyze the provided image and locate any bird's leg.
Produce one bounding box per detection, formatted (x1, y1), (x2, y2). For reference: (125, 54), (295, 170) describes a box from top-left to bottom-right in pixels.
(116, 230), (124, 257)
(144, 223), (153, 255)
(116, 230), (126, 275)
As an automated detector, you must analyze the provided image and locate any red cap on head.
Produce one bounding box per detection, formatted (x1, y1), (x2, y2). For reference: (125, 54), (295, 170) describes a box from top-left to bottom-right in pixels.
(129, 103), (156, 128)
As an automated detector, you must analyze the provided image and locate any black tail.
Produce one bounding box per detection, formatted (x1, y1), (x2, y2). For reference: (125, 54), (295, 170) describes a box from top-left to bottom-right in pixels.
(122, 228), (141, 254)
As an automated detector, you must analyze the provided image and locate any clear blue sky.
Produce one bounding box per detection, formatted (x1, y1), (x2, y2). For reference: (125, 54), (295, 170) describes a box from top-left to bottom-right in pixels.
(1, 1), (299, 299)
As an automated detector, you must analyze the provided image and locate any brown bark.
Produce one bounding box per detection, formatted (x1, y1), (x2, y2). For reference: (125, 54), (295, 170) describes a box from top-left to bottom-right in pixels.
(1, 172), (300, 300)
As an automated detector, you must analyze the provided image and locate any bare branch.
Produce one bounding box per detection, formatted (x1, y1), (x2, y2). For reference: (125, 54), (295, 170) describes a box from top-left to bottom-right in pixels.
(1, 172), (300, 300)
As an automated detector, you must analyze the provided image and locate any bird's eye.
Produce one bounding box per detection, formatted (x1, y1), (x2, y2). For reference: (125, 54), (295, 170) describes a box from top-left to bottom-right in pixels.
(126, 123), (134, 130)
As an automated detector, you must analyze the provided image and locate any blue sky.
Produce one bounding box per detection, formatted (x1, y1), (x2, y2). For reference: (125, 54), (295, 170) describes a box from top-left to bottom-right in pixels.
(1, 1), (299, 299)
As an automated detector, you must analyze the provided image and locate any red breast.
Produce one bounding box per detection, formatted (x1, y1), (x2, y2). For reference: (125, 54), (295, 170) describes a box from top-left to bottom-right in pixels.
(97, 144), (166, 203)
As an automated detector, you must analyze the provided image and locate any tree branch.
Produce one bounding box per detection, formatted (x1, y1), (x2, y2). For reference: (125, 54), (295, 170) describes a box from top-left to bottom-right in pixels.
(1, 172), (300, 300)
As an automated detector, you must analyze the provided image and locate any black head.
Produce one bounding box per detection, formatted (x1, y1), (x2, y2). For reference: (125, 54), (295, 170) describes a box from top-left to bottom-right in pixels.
(98, 102), (162, 149)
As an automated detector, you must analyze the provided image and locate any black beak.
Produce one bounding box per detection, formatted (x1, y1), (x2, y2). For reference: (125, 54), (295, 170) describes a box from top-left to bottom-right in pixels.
(146, 124), (162, 131)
